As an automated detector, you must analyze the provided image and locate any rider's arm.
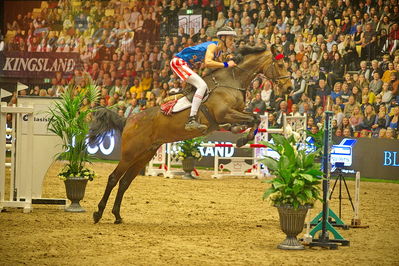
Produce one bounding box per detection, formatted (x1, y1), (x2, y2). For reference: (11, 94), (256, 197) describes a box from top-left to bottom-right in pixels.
(204, 44), (236, 68)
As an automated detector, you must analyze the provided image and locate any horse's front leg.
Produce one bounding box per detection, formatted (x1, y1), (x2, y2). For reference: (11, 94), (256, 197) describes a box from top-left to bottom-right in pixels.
(236, 113), (261, 147)
(221, 109), (261, 147)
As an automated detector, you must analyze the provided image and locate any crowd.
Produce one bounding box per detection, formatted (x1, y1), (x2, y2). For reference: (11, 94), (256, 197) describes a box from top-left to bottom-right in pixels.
(2, 0), (399, 140)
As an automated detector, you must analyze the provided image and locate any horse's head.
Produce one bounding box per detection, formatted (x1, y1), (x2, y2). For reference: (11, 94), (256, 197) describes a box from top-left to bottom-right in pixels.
(235, 46), (292, 92)
(262, 53), (292, 92)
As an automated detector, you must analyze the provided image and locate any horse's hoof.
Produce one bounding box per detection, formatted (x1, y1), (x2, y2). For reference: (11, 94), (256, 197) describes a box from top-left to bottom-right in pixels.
(114, 218), (123, 224)
(231, 126), (245, 133)
(236, 137), (248, 147)
(93, 212), (102, 224)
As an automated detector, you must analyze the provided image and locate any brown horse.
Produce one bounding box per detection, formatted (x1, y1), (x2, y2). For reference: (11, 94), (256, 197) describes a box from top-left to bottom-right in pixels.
(89, 46), (292, 224)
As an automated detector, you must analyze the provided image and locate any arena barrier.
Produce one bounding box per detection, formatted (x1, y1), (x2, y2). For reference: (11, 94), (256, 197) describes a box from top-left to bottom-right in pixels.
(210, 114), (307, 179)
(1, 103), (34, 212)
(145, 114), (307, 179)
(1, 97), (66, 213)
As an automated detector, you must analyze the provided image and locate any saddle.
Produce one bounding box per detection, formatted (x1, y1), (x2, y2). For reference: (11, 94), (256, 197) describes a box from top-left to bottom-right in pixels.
(160, 85), (210, 115)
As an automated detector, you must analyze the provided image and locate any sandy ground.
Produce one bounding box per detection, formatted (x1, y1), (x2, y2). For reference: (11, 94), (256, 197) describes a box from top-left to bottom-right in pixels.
(0, 161), (398, 266)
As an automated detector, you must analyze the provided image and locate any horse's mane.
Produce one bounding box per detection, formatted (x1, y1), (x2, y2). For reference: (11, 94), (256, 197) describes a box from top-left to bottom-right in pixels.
(204, 46), (267, 77)
(233, 46), (267, 64)
(236, 46), (267, 56)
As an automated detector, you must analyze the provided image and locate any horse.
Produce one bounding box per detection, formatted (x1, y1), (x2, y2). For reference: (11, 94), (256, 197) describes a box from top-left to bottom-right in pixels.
(89, 46), (292, 224)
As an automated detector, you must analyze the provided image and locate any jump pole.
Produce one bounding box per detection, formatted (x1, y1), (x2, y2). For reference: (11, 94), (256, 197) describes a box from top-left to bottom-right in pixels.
(201, 143), (267, 148)
(0, 103), (34, 213)
(203, 143), (267, 179)
(309, 111), (350, 249)
(350, 171), (369, 228)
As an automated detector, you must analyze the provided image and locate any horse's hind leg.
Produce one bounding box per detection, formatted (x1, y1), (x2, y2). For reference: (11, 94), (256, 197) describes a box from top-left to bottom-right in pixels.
(112, 150), (158, 224)
(93, 160), (130, 224)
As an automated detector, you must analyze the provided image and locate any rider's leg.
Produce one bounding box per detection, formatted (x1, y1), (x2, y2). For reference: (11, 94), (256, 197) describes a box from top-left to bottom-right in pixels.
(170, 57), (208, 131)
(185, 73), (208, 131)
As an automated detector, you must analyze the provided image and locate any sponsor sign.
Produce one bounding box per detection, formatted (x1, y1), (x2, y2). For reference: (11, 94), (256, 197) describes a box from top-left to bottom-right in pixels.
(0, 51), (80, 78)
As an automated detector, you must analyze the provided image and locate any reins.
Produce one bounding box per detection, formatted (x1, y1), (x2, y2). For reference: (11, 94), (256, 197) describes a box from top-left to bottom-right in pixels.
(210, 59), (290, 92)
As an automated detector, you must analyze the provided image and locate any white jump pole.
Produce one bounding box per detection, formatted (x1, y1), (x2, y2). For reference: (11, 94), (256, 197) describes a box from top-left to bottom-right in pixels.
(0, 103), (34, 213)
(351, 171), (361, 226)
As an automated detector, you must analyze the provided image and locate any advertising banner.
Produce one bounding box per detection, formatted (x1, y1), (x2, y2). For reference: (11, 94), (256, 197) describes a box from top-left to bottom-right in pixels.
(0, 51), (80, 78)
(90, 133), (398, 180)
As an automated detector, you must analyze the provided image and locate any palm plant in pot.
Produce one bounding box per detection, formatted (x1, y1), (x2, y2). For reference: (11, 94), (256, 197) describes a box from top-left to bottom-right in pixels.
(47, 82), (100, 212)
(176, 137), (204, 179)
(261, 134), (323, 250)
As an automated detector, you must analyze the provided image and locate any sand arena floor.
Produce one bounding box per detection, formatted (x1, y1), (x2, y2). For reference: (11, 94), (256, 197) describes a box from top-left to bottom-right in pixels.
(0, 161), (398, 265)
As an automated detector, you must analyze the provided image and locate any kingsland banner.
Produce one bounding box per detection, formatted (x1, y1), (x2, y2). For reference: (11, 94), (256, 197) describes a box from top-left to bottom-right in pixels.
(0, 51), (80, 78)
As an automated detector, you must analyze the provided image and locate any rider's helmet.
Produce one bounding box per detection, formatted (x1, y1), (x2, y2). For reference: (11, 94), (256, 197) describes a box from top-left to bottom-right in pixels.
(216, 26), (237, 38)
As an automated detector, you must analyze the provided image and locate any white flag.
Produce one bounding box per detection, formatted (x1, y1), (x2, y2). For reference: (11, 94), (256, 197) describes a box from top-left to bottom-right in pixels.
(17, 82), (28, 91)
(0, 89), (13, 99)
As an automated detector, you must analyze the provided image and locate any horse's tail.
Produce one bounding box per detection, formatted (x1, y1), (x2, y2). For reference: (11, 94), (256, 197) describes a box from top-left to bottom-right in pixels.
(89, 107), (127, 145)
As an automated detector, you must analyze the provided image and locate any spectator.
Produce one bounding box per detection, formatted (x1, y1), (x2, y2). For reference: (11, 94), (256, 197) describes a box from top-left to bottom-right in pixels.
(247, 93), (266, 114)
(288, 104), (301, 117)
(351, 86), (362, 103)
(215, 12), (226, 29)
(333, 104), (344, 128)
(369, 60), (383, 79)
(260, 80), (274, 110)
(331, 82), (342, 103)
(385, 127), (396, 139)
(327, 53), (345, 88)
(388, 105), (399, 132)
(344, 95), (361, 117)
(372, 108), (389, 137)
(267, 113), (279, 129)
(276, 101), (288, 127)
(381, 63), (396, 83)
(349, 106), (364, 131)
(379, 82), (393, 105)
(378, 128), (387, 138)
(341, 117), (353, 135)
(388, 72), (399, 100)
(314, 106), (324, 124)
(289, 69), (306, 103)
(343, 127), (353, 138)
(205, 20), (217, 38)
(369, 72), (383, 94)
(361, 23), (377, 61)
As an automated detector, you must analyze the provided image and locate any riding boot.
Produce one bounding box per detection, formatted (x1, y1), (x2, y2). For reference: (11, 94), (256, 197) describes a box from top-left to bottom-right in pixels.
(185, 115), (208, 132)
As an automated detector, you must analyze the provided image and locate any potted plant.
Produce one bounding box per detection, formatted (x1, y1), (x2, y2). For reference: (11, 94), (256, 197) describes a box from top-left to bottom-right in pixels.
(176, 137), (204, 179)
(47, 82), (100, 212)
(261, 134), (323, 250)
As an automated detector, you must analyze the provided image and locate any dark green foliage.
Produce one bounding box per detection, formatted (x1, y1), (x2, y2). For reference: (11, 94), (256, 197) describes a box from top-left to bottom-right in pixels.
(261, 134), (323, 209)
(47, 83), (100, 180)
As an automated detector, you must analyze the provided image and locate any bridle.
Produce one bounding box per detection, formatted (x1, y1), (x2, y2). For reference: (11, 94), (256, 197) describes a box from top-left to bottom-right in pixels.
(210, 53), (291, 91)
(233, 59), (291, 88)
(262, 61), (291, 86)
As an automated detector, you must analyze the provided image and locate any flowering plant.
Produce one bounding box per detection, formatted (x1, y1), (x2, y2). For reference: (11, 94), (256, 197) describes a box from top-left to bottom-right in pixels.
(58, 167), (96, 181)
(261, 134), (323, 209)
(177, 137), (204, 161)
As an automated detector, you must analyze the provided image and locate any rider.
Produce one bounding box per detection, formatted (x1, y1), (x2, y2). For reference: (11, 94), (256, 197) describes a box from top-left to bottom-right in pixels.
(170, 26), (237, 131)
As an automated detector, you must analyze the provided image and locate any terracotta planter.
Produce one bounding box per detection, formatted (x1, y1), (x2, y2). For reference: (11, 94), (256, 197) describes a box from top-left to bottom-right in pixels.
(64, 178), (88, 212)
(181, 157), (197, 179)
(276, 204), (310, 250)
